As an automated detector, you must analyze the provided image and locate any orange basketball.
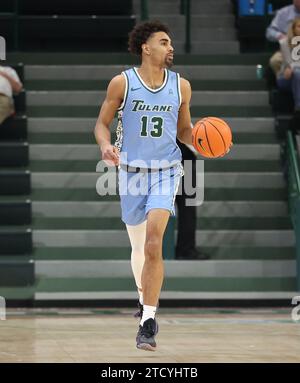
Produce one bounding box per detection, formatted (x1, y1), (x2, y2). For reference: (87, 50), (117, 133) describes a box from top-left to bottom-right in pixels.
(192, 117), (233, 158)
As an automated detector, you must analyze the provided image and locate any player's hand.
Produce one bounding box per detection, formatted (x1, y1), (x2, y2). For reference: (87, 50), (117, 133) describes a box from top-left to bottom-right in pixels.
(101, 144), (120, 166)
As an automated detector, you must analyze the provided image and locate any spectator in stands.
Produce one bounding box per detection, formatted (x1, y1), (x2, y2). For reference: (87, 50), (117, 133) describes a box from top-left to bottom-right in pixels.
(0, 66), (23, 125)
(266, 0), (300, 76)
(277, 17), (300, 110)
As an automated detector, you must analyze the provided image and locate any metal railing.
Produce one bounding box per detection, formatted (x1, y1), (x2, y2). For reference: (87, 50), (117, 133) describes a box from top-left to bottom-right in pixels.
(180, 0), (191, 53)
(140, 0), (149, 21)
(287, 131), (300, 291)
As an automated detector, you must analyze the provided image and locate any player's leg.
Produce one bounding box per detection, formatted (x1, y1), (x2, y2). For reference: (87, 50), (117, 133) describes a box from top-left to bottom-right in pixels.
(140, 164), (182, 313)
(118, 168), (149, 317)
(126, 221), (147, 316)
(136, 164), (183, 351)
(142, 208), (170, 308)
(136, 208), (169, 351)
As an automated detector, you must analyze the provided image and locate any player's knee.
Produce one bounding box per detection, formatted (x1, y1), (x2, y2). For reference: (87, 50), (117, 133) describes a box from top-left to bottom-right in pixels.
(144, 237), (162, 261)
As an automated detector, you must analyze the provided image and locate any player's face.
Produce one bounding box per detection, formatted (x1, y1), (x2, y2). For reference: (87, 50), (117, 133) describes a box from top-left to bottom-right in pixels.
(146, 32), (174, 68)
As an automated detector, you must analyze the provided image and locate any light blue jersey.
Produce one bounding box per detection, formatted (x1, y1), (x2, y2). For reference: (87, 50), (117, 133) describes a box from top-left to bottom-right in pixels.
(114, 67), (182, 169)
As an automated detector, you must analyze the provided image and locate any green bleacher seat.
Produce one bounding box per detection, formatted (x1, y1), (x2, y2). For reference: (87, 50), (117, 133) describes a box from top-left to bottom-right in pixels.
(275, 115), (293, 138)
(0, 116), (27, 140)
(17, 15), (135, 51)
(14, 90), (26, 114)
(0, 229), (32, 255)
(0, 142), (29, 167)
(0, 170), (30, 195)
(0, 14), (15, 50)
(0, 260), (34, 286)
(0, 201), (31, 225)
(1, 15), (135, 52)
(0, 0), (14, 12)
(14, 0), (133, 16)
(0, 1), (134, 51)
(237, 14), (275, 52)
(270, 89), (294, 114)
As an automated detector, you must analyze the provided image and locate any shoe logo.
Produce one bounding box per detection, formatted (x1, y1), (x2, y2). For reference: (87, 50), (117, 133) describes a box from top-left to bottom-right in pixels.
(131, 87), (141, 91)
(169, 89), (173, 95)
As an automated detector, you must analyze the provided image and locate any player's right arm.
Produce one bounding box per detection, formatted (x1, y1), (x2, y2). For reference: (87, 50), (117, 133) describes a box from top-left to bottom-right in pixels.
(94, 74), (125, 166)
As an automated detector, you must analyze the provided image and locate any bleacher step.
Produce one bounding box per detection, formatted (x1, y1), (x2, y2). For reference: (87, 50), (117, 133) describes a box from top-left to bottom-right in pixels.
(30, 217), (292, 230)
(32, 246), (295, 261)
(25, 79), (267, 91)
(27, 90), (269, 107)
(27, 105), (273, 118)
(149, 14), (235, 28)
(35, 259), (296, 279)
(29, 145), (281, 160)
(26, 159), (282, 173)
(28, 117), (275, 133)
(26, 187), (288, 201)
(32, 201), (289, 218)
(30, 172), (286, 189)
(25, 65), (260, 80)
(33, 276), (296, 293)
(7, 53), (271, 65)
(32, 229), (295, 247)
(27, 132), (279, 144)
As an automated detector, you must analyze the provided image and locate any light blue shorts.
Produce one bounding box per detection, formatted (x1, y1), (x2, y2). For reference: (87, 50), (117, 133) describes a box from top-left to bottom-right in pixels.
(118, 163), (184, 226)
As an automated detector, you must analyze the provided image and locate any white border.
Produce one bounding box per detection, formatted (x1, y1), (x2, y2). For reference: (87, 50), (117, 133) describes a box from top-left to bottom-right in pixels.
(176, 73), (182, 106)
(117, 71), (128, 111)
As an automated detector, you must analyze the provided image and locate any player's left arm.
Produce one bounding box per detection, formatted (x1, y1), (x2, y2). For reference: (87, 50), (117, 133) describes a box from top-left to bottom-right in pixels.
(177, 77), (193, 145)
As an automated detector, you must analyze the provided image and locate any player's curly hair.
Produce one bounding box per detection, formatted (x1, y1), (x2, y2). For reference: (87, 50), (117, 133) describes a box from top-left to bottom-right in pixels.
(128, 20), (170, 56)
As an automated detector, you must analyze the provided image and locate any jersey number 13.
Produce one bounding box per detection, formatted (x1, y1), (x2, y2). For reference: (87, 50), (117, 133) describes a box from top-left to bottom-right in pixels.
(140, 116), (164, 138)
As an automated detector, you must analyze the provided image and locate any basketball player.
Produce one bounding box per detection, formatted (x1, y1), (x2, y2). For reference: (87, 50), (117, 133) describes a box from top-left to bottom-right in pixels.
(94, 21), (194, 351)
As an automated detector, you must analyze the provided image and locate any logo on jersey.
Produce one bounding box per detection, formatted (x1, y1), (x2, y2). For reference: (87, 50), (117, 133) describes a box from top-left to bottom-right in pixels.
(132, 99), (173, 112)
